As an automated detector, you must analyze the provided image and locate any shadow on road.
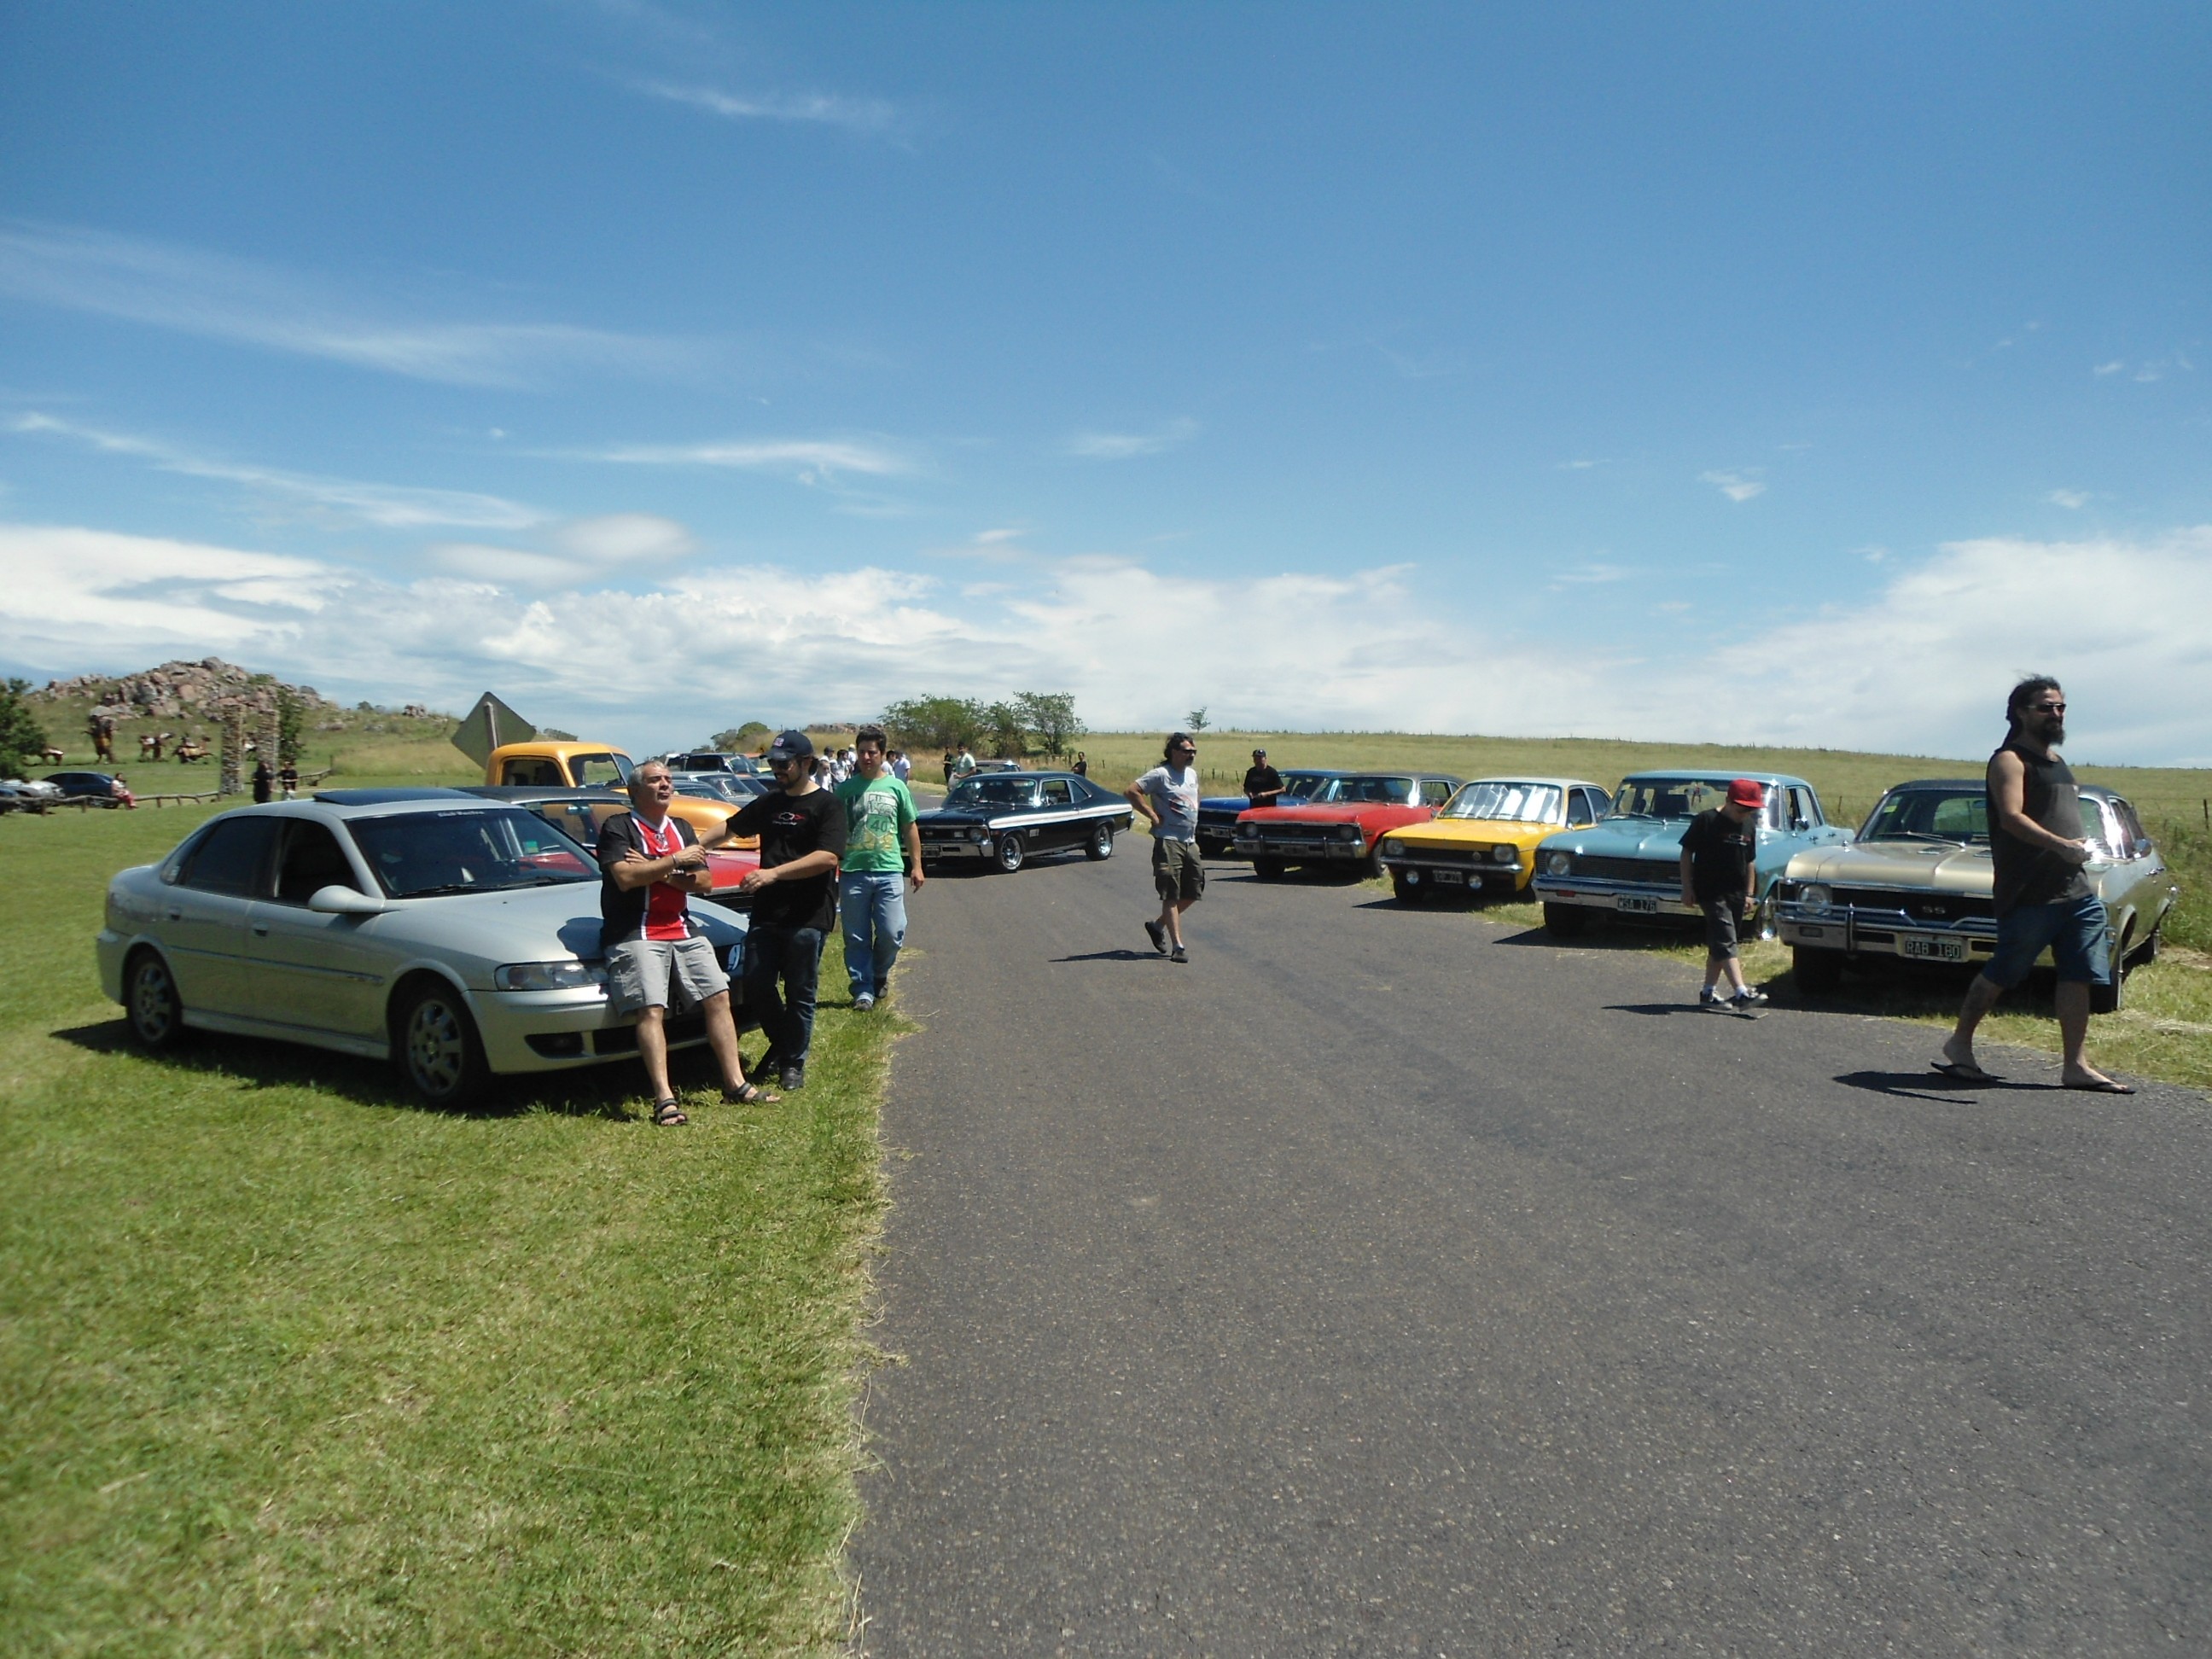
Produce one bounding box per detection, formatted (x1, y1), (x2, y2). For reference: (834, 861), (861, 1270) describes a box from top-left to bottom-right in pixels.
(1051, 947), (1159, 964)
(1829, 1066), (2062, 1103)
(1604, 1001), (1712, 1018)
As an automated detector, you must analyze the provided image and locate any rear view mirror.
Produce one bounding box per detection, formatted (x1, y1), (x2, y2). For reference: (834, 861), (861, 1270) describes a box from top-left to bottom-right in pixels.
(308, 885), (386, 915)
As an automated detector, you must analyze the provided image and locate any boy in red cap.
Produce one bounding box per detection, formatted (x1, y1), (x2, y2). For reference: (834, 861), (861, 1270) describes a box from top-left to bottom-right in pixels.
(1679, 778), (1770, 1010)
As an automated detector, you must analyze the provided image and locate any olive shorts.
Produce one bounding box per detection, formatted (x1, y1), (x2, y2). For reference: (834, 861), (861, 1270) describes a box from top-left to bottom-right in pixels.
(1153, 837), (1206, 904)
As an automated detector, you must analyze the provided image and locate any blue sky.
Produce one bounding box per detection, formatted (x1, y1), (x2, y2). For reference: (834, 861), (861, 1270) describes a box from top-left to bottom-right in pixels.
(3, 2), (2207, 762)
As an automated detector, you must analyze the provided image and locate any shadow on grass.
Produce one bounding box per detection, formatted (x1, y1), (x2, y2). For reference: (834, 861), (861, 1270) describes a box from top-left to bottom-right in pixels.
(48, 1017), (727, 1123)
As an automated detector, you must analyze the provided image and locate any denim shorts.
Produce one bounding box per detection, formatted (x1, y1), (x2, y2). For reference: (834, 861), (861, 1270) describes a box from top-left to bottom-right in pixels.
(1984, 892), (2110, 989)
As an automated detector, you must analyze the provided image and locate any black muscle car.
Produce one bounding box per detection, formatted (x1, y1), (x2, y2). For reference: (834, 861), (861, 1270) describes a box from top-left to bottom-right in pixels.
(917, 771), (1135, 873)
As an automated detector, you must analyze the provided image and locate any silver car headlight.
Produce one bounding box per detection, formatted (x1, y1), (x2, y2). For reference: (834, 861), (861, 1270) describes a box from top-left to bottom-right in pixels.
(1492, 845), (1516, 864)
(1545, 852), (1572, 876)
(1799, 883), (1831, 915)
(969, 825), (987, 841)
(494, 959), (602, 992)
(1336, 824), (1363, 841)
(1382, 838), (1405, 857)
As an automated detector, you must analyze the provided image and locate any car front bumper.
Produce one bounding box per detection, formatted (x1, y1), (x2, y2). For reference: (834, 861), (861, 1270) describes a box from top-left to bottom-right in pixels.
(1777, 904), (2000, 967)
(1234, 835), (1370, 862)
(1532, 879), (1702, 918)
(1380, 853), (1527, 890)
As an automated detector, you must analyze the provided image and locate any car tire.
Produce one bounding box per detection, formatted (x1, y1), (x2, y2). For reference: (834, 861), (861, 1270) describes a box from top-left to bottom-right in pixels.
(1392, 872), (1423, 905)
(1541, 901), (1586, 937)
(994, 833), (1027, 874)
(124, 948), (187, 1051)
(1253, 857), (1285, 882)
(2125, 918), (2161, 970)
(1086, 823), (1115, 860)
(1792, 946), (1846, 994)
(1363, 846), (1388, 881)
(393, 979), (490, 1109)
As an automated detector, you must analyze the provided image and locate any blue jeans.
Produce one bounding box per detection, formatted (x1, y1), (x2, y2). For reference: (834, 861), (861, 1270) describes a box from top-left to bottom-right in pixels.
(743, 925), (824, 1064)
(839, 872), (908, 998)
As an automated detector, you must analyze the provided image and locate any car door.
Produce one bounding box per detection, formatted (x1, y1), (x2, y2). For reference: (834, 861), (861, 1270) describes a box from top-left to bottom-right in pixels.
(1568, 788), (1604, 828)
(245, 819), (390, 1038)
(160, 814), (278, 1016)
(1036, 777), (1079, 850)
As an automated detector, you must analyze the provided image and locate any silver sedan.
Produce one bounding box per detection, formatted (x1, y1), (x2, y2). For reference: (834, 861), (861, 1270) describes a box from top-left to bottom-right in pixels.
(96, 793), (749, 1106)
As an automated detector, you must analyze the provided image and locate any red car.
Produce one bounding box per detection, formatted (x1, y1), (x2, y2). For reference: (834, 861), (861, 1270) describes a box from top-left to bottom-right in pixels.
(1232, 772), (1461, 879)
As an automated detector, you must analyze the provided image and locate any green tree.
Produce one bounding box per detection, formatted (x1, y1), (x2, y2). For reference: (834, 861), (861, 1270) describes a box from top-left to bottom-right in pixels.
(1185, 706), (1211, 733)
(1015, 692), (1085, 760)
(881, 696), (987, 753)
(713, 722), (771, 751)
(982, 700), (1029, 759)
(0, 678), (48, 778)
(275, 687), (306, 767)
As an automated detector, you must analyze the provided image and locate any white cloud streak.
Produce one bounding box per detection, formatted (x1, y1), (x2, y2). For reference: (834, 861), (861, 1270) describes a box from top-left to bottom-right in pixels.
(9, 413), (548, 530)
(579, 438), (913, 481)
(1064, 418), (1199, 460)
(2046, 489), (2089, 509)
(1699, 469), (1766, 503)
(6, 523), (2207, 766)
(634, 80), (899, 136)
(0, 223), (689, 387)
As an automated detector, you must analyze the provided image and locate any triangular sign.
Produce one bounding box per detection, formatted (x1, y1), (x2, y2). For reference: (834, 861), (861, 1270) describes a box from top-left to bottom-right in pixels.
(452, 692), (537, 768)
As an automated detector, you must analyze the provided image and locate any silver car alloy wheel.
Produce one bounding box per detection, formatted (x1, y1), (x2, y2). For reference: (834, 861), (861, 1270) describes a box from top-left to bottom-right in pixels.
(128, 953), (180, 1045)
(405, 994), (469, 1096)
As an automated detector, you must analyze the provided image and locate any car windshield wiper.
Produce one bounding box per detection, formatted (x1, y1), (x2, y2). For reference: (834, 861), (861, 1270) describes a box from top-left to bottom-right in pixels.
(393, 876), (579, 898)
(1880, 830), (1970, 845)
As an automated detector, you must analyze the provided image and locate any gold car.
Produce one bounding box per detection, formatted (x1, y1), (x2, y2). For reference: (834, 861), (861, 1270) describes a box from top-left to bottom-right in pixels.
(1377, 777), (1612, 904)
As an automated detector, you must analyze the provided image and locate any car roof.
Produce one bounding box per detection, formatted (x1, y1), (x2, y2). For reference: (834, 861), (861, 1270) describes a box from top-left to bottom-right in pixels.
(293, 792), (538, 818)
(316, 787), (476, 806)
(1617, 767), (1813, 787)
(1458, 775), (1610, 791)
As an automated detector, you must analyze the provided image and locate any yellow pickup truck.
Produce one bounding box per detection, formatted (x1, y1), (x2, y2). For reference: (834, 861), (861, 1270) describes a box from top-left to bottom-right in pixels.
(453, 695), (748, 844)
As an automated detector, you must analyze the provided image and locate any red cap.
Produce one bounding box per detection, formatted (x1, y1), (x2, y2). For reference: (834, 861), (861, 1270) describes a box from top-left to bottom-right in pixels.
(1726, 777), (1766, 808)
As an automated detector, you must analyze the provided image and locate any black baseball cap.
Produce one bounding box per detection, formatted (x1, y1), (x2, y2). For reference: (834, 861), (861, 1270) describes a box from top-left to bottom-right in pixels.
(765, 730), (815, 762)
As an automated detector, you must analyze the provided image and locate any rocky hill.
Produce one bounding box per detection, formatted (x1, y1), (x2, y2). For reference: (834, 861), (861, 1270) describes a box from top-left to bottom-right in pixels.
(31, 657), (344, 721)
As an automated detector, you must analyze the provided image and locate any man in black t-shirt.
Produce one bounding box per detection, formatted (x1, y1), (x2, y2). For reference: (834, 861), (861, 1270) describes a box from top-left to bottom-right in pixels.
(712, 730), (848, 1090)
(1243, 749), (1285, 810)
(1679, 778), (1768, 1010)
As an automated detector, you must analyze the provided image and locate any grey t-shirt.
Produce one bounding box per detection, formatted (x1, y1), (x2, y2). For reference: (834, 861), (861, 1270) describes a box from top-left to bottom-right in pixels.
(1134, 763), (1202, 842)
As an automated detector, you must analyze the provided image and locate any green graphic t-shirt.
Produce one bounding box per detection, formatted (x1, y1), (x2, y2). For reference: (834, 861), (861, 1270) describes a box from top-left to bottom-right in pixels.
(836, 772), (917, 873)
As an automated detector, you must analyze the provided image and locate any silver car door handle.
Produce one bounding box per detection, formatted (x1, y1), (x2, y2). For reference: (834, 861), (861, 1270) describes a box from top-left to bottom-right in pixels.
(253, 923), (270, 936)
(166, 908), (183, 921)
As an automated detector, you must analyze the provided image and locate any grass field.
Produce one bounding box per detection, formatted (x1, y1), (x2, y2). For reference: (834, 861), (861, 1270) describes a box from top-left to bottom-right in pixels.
(0, 791), (894, 1655)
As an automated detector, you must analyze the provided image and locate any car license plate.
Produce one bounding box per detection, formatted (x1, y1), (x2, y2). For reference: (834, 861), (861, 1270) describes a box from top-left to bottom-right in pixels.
(1900, 933), (1968, 963)
(1615, 894), (1658, 914)
(1435, 869), (1465, 885)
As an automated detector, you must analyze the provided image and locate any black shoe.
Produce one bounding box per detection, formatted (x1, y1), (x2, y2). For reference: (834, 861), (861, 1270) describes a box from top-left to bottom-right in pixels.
(1170, 945), (1189, 963)
(754, 1049), (784, 1077)
(780, 1062), (806, 1091)
(1144, 919), (1167, 954)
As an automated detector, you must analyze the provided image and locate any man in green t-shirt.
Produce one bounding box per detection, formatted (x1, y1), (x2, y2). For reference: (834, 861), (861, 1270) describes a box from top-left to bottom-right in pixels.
(835, 724), (924, 1010)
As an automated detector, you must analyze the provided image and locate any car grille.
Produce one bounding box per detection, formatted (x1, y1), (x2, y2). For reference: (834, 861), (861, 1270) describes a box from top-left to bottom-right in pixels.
(1249, 823), (1349, 845)
(1406, 845), (1485, 865)
(1198, 808), (1244, 833)
(1825, 887), (1994, 923)
(1569, 855), (1676, 883)
(920, 825), (971, 841)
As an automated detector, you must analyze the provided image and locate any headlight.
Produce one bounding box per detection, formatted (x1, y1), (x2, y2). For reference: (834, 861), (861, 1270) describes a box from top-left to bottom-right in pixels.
(1382, 838), (1405, 857)
(969, 825), (987, 841)
(494, 959), (602, 992)
(1492, 845), (1516, 864)
(1336, 824), (1363, 840)
(1545, 852), (1572, 876)
(1800, 884), (1831, 914)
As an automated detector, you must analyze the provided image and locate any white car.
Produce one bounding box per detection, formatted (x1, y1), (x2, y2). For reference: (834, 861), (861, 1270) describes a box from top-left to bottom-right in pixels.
(96, 790), (749, 1106)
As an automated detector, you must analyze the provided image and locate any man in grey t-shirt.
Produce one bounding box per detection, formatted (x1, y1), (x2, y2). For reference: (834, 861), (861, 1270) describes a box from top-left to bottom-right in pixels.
(1126, 731), (1205, 962)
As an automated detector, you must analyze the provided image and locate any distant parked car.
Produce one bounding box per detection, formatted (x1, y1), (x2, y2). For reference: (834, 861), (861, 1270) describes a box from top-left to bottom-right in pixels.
(1, 778), (66, 813)
(669, 751), (767, 777)
(1232, 772), (1462, 879)
(97, 796), (751, 1107)
(1377, 777), (1613, 903)
(1530, 770), (1852, 936)
(917, 771), (1133, 872)
(675, 773), (770, 805)
(1774, 778), (2179, 998)
(1196, 770), (1338, 859)
(45, 770), (132, 807)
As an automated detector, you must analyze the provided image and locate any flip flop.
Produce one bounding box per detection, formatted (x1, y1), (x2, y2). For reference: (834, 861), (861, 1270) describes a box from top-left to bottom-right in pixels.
(2064, 1077), (2137, 1095)
(1930, 1059), (2000, 1085)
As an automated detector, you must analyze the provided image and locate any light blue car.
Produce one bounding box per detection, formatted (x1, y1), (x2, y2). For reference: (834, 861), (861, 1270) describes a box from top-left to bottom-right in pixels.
(1529, 769), (1852, 937)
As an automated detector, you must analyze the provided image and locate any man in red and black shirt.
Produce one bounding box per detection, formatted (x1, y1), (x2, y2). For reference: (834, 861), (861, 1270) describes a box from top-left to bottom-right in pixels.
(599, 760), (774, 1124)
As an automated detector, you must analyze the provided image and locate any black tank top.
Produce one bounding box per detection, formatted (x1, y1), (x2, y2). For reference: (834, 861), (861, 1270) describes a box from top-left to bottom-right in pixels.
(1988, 739), (2091, 916)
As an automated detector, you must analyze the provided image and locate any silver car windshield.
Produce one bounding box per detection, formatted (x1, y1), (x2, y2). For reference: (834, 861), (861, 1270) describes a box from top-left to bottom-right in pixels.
(1609, 778), (1738, 821)
(1441, 782), (1562, 824)
(947, 777), (1039, 809)
(350, 808), (598, 899)
(1860, 789), (1990, 844)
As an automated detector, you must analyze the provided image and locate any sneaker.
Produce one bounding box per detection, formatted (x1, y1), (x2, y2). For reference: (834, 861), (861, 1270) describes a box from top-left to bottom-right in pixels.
(1170, 945), (1189, 963)
(872, 983), (890, 1003)
(1698, 987), (1726, 1007)
(1730, 988), (1770, 1010)
(780, 1062), (806, 1091)
(853, 992), (876, 1012)
(1144, 918), (1167, 954)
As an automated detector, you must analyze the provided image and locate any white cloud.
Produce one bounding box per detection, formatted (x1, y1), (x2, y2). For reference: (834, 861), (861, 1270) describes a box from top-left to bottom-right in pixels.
(580, 437), (912, 481)
(1549, 562), (1634, 587)
(0, 222), (687, 387)
(9, 413), (548, 530)
(2093, 360), (2127, 376)
(1699, 469), (1766, 503)
(9, 522), (2209, 766)
(2047, 489), (2089, 509)
(428, 513), (696, 586)
(634, 80), (899, 136)
(1064, 418), (1199, 461)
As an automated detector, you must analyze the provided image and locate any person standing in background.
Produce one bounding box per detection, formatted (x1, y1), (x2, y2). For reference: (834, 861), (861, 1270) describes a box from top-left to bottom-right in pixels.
(835, 725), (924, 1010)
(1126, 733), (1205, 963)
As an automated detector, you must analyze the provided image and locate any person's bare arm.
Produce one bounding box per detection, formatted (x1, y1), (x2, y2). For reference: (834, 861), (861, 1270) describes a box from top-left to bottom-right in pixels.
(735, 847), (841, 893)
(904, 820), (926, 889)
(1988, 750), (2091, 863)
(611, 841), (708, 891)
(1124, 783), (1160, 826)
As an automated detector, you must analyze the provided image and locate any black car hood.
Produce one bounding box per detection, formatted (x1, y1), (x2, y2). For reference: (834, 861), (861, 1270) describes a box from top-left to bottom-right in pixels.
(921, 806), (999, 824)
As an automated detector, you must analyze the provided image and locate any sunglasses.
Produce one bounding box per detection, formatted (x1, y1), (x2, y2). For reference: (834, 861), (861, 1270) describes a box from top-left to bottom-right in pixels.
(2030, 701), (2067, 714)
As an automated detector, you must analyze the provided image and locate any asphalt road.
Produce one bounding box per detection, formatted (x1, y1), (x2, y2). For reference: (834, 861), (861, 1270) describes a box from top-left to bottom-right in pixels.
(851, 842), (2211, 1656)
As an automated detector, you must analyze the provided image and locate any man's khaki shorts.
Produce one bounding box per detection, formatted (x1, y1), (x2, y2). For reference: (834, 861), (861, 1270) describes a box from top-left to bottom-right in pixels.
(1153, 837), (1206, 904)
(608, 934), (729, 1016)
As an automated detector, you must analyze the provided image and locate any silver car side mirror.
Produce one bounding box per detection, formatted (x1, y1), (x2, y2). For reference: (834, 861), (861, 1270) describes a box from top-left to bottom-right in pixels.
(308, 885), (386, 915)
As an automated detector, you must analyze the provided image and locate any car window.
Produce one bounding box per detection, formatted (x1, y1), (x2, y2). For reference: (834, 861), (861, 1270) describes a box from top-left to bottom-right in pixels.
(571, 753), (630, 788)
(350, 808), (597, 898)
(1786, 786), (1818, 830)
(2078, 798), (2113, 849)
(180, 816), (280, 897)
(1041, 778), (1074, 806)
(1441, 782), (1562, 824)
(1421, 779), (1453, 807)
(1570, 788), (1604, 825)
(2113, 798), (2150, 854)
(502, 758), (565, 787)
(272, 820), (361, 904)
